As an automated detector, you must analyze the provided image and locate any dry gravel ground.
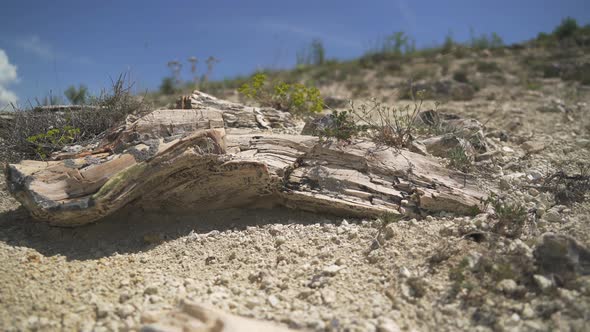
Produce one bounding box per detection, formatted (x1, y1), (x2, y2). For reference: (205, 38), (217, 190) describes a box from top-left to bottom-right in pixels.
(1, 59), (590, 331)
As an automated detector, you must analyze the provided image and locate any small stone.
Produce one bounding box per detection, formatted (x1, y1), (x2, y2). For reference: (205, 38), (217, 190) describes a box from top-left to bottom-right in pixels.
(367, 251), (381, 264)
(523, 321), (547, 331)
(320, 289), (337, 304)
(533, 274), (553, 292)
(322, 265), (343, 276)
(144, 285), (158, 295)
(95, 301), (113, 319)
(465, 252), (482, 270)
(521, 141), (545, 154)
(119, 291), (131, 303)
(399, 267), (412, 278)
(508, 239), (533, 259)
(268, 225), (283, 236)
(499, 178), (511, 190)
(399, 283), (412, 299)
(527, 170), (543, 181)
(267, 295), (280, 308)
(377, 318), (401, 332)
(140, 311), (160, 324)
(149, 295), (163, 304)
(543, 209), (562, 223)
(116, 304), (135, 318)
(275, 236), (286, 246)
(245, 298), (260, 309)
(384, 225), (395, 239)
(521, 303), (535, 319)
(496, 279), (518, 295)
(557, 288), (577, 302)
(502, 146), (514, 153)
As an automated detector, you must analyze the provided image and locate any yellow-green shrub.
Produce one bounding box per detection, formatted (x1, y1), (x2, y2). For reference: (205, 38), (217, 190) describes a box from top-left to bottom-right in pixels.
(26, 126), (81, 159)
(238, 73), (323, 115)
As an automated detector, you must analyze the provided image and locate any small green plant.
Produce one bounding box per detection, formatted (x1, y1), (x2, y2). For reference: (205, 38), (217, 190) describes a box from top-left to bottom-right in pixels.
(469, 30), (504, 49)
(238, 73), (323, 115)
(475, 61), (501, 73)
(159, 77), (176, 95)
(484, 193), (528, 238)
(320, 110), (368, 141)
(352, 92), (426, 149)
(371, 211), (402, 248)
(26, 126), (81, 159)
(296, 39), (326, 66)
(554, 17), (579, 40)
(38, 92), (63, 106)
(364, 31), (416, 58)
(380, 211), (402, 226)
(382, 31), (416, 55)
(526, 81), (542, 90)
(9, 73), (150, 161)
(449, 257), (470, 298)
(64, 84), (89, 105)
(442, 32), (455, 54)
(448, 146), (472, 173)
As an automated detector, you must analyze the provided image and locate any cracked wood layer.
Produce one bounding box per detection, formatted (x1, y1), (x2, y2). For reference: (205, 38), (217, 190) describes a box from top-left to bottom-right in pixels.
(5, 91), (485, 226)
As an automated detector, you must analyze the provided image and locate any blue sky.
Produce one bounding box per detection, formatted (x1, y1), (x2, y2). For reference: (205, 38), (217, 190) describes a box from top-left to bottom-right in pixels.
(0, 0), (589, 108)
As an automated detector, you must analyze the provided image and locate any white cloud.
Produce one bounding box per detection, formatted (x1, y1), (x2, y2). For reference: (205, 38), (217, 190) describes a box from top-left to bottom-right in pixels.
(0, 49), (18, 108)
(18, 35), (56, 60)
(0, 49), (18, 84)
(17, 35), (93, 64)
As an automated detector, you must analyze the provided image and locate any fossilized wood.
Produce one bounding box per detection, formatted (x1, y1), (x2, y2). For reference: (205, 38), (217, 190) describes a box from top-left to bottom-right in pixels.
(5, 91), (485, 226)
(189, 90), (298, 130)
(140, 300), (295, 332)
(31, 105), (103, 112)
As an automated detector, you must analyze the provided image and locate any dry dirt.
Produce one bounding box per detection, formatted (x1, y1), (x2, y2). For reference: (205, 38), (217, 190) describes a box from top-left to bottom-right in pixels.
(1, 50), (590, 332)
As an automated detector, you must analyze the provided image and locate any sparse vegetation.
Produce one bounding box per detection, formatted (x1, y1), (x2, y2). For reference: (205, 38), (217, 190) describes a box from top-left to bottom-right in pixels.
(7, 73), (150, 160)
(554, 17), (580, 40)
(238, 73), (323, 115)
(469, 30), (504, 50)
(542, 163), (590, 205)
(39, 92), (64, 106)
(535, 17), (590, 47)
(351, 93), (425, 149)
(319, 110), (367, 141)
(448, 146), (472, 173)
(474, 61), (501, 73)
(64, 84), (89, 105)
(26, 126), (81, 159)
(484, 193), (529, 238)
(159, 77), (176, 95)
(296, 39), (326, 66)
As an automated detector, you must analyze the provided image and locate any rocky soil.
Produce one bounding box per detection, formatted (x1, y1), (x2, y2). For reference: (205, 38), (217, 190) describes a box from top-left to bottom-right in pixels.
(1, 47), (590, 332)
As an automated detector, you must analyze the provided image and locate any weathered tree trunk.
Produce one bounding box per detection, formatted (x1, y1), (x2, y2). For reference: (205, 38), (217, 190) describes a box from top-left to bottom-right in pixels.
(140, 300), (295, 332)
(5, 91), (484, 226)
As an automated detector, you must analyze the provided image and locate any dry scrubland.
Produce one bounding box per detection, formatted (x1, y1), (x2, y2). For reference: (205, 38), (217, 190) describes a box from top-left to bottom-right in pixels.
(1, 22), (590, 331)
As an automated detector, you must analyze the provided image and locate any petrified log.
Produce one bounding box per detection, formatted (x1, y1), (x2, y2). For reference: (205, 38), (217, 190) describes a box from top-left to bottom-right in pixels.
(140, 300), (295, 332)
(5, 91), (485, 226)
